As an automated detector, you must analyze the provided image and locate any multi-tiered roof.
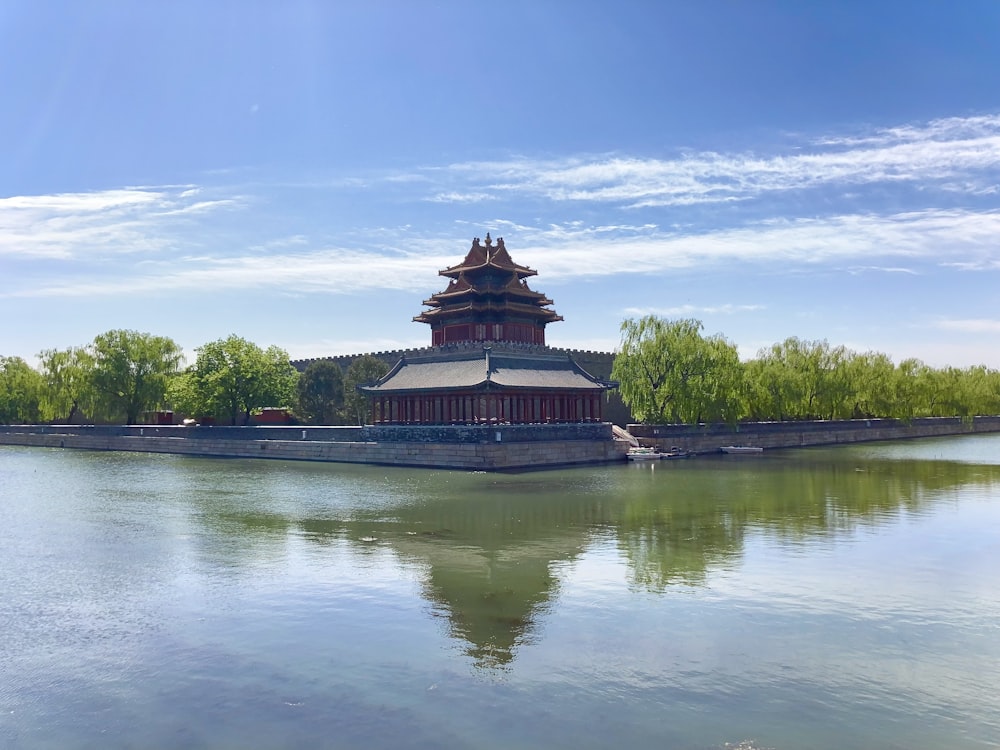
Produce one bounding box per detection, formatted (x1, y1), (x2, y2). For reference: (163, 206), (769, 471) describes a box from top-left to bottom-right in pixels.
(359, 233), (614, 425)
(414, 233), (563, 346)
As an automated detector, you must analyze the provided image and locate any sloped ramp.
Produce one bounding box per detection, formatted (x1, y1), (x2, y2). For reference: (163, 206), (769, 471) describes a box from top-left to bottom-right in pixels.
(611, 424), (640, 447)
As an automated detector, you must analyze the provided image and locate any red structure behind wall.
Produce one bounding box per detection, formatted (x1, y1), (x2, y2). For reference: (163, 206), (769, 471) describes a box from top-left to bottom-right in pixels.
(370, 390), (605, 425)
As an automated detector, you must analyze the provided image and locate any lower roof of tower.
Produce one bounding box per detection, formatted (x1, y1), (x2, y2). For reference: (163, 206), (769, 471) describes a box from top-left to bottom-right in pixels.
(359, 345), (613, 394)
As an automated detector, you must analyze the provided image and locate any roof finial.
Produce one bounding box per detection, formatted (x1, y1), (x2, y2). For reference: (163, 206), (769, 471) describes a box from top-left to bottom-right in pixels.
(484, 232), (492, 247)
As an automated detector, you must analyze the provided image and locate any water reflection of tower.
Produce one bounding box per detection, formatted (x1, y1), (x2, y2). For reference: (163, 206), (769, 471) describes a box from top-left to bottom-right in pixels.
(386, 486), (613, 671)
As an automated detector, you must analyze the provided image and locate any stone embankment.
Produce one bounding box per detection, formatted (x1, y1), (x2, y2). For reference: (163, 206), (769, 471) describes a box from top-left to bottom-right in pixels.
(0, 423), (625, 471)
(628, 416), (1000, 453)
(3, 417), (999, 471)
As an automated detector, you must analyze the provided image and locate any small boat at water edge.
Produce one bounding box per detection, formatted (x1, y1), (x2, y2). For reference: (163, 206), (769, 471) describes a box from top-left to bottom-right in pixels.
(627, 447), (661, 461)
(627, 446), (695, 460)
(660, 446), (693, 459)
(720, 445), (763, 454)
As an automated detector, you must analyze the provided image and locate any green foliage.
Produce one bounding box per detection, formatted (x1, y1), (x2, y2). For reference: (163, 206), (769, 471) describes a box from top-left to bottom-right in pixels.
(190, 335), (298, 425)
(296, 360), (345, 424)
(0, 356), (47, 424)
(845, 351), (896, 419)
(613, 317), (1000, 425)
(89, 330), (183, 423)
(747, 337), (853, 420)
(165, 368), (201, 419)
(612, 316), (742, 424)
(343, 355), (390, 425)
(37, 346), (96, 423)
(5, 320), (1000, 428)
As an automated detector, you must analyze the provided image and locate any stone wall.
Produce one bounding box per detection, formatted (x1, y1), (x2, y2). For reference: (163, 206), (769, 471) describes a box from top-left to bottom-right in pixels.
(5, 423), (611, 444)
(7, 417), (996, 471)
(627, 416), (1000, 453)
(0, 424), (625, 471)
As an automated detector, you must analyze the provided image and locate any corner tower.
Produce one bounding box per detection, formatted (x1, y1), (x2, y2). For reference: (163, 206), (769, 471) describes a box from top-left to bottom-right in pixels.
(414, 234), (563, 346)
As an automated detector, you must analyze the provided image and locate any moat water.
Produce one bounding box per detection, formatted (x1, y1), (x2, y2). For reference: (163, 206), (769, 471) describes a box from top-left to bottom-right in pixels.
(2, 436), (999, 749)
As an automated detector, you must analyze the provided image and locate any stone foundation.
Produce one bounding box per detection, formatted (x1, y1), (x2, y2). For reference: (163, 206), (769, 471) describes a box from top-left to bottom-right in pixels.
(0, 424), (626, 471)
(627, 416), (1000, 452)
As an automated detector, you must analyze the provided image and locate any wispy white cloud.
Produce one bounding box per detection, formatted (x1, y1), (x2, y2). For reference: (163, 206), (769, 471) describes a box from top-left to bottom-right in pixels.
(0, 186), (242, 259)
(934, 318), (1000, 333)
(419, 114), (1000, 207)
(812, 114), (1000, 147)
(1, 247), (453, 299)
(512, 209), (1000, 280)
(622, 304), (765, 317)
(5, 114), (1000, 304)
(6, 206), (999, 300)
(940, 259), (1000, 271)
(846, 266), (920, 275)
(426, 191), (494, 203)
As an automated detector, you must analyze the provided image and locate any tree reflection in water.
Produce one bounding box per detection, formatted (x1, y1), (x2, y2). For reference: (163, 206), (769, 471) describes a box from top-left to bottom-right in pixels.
(179, 447), (1000, 671)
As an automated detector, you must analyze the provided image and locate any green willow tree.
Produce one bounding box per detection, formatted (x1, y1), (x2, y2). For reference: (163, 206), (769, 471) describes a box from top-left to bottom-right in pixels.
(296, 359), (345, 424)
(37, 346), (95, 423)
(88, 330), (183, 423)
(343, 355), (390, 425)
(844, 350), (897, 419)
(189, 335), (298, 425)
(611, 316), (742, 424)
(0, 356), (47, 424)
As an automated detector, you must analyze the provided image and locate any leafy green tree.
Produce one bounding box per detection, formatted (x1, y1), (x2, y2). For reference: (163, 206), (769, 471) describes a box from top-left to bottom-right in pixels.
(343, 355), (390, 425)
(894, 358), (931, 420)
(191, 335), (298, 425)
(37, 346), (95, 423)
(812, 343), (853, 421)
(0, 356), (47, 424)
(89, 330), (182, 423)
(746, 338), (851, 420)
(611, 316), (743, 424)
(165, 367), (202, 419)
(297, 360), (345, 424)
(983, 368), (1000, 416)
(935, 365), (995, 418)
(844, 351), (896, 419)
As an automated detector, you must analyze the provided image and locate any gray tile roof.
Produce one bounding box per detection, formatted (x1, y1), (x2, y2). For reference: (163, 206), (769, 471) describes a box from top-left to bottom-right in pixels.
(360, 348), (610, 394)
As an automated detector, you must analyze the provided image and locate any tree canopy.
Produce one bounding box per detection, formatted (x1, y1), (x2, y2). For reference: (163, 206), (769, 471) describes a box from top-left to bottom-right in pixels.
(0, 356), (46, 424)
(343, 355), (390, 425)
(2, 320), (1000, 427)
(611, 316), (742, 424)
(189, 335), (298, 425)
(88, 330), (183, 424)
(37, 346), (95, 423)
(614, 317), (1000, 425)
(296, 360), (345, 424)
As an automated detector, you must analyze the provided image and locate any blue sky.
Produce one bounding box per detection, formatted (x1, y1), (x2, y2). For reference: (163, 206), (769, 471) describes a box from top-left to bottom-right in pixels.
(3, 1), (1000, 368)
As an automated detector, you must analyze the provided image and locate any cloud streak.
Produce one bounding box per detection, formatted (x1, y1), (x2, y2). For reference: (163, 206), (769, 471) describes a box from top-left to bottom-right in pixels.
(622, 304), (765, 317)
(7, 208), (998, 300)
(4, 114), (1000, 303)
(514, 208), (1000, 280)
(423, 114), (1000, 207)
(935, 318), (1000, 333)
(0, 186), (242, 260)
